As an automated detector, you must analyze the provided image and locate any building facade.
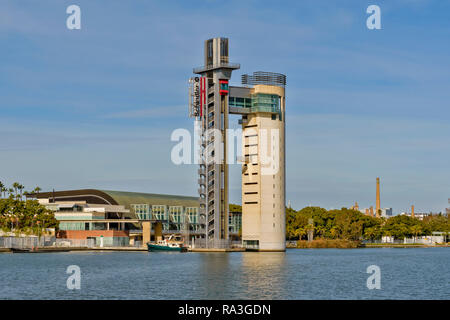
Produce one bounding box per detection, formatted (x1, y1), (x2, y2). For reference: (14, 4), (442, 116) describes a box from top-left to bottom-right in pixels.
(229, 73), (287, 251)
(41, 201), (131, 246)
(35, 189), (207, 246)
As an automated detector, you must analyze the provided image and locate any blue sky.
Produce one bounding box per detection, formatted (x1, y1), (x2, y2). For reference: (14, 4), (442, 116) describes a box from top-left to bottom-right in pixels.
(0, 0), (449, 213)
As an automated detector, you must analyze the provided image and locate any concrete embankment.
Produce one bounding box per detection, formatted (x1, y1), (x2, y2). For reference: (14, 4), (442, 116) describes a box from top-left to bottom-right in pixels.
(189, 248), (245, 252)
(1, 247), (246, 253)
(0, 247), (148, 253)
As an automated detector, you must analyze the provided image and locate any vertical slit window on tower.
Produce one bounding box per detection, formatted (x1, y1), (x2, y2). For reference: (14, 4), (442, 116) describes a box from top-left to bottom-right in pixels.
(220, 38), (228, 58)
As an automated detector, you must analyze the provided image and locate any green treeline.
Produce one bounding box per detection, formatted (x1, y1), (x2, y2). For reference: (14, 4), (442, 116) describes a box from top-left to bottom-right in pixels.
(229, 204), (242, 212)
(0, 181), (59, 235)
(286, 207), (449, 241)
(230, 203), (449, 241)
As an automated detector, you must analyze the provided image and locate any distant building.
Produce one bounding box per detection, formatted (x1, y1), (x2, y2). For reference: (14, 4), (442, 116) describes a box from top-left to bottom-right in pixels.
(379, 208), (393, 218)
(229, 211), (242, 240)
(359, 207), (393, 218)
(400, 212), (431, 220)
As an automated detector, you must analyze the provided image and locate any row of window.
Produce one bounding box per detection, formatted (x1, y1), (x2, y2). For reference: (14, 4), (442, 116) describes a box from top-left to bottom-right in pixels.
(131, 204), (199, 221)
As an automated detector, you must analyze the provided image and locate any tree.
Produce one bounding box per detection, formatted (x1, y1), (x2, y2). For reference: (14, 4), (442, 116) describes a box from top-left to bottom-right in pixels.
(12, 182), (20, 199)
(33, 187), (42, 199)
(0, 181), (4, 198)
(18, 184), (24, 200)
(0, 182), (59, 234)
(229, 204), (242, 213)
(410, 225), (422, 243)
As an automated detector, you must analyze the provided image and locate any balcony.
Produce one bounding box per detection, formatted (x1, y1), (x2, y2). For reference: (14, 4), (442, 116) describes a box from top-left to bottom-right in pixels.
(193, 62), (240, 74)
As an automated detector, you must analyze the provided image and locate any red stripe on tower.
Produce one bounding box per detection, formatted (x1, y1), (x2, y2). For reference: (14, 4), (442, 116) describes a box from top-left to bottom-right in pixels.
(203, 77), (207, 106)
(200, 77), (207, 117)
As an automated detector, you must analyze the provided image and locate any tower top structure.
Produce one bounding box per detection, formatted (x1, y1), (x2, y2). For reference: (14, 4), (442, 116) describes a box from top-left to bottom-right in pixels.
(193, 37), (240, 75)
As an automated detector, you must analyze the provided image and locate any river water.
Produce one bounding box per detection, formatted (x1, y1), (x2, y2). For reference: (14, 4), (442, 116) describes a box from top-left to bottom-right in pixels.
(0, 248), (448, 299)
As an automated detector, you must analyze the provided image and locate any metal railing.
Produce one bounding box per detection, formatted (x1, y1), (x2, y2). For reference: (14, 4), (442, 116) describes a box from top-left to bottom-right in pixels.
(0, 237), (43, 249)
(190, 238), (242, 249)
(193, 63), (240, 74)
(0, 236), (135, 249)
(54, 238), (95, 248)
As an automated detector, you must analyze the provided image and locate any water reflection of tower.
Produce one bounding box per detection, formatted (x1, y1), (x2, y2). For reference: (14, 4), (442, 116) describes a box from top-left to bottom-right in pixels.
(199, 253), (231, 298)
(240, 252), (287, 299)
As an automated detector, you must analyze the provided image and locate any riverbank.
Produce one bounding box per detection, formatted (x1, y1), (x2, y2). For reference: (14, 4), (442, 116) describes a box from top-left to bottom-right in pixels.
(290, 239), (361, 248)
(0, 246), (148, 253)
(1, 247), (247, 253)
(363, 243), (449, 248)
(287, 239), (449, 249)
(2, 242), (448, 253)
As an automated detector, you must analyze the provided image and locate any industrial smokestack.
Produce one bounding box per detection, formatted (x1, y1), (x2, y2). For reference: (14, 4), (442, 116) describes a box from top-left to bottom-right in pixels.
(376, 177), (381, 218)
(370, 206), (374, 217)
(411, 205), (415, 218)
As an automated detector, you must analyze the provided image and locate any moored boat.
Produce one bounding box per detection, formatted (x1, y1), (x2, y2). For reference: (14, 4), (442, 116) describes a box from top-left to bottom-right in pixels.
(147, 235), (187, 252)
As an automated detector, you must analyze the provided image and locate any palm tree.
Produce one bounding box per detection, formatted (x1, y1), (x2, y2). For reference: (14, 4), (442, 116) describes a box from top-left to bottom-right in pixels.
(18, 184), (25, 200)
(1, 186), (7, 198)
(0, 181), (4, 199)
(12, 182), (20, 199)
(295, 227), (307, 240)
(33, 187), (42, 200)
(411, 225), (422, 243)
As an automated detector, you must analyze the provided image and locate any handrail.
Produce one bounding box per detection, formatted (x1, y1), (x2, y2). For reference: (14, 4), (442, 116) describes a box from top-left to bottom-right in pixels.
(193, 63), (240, 74)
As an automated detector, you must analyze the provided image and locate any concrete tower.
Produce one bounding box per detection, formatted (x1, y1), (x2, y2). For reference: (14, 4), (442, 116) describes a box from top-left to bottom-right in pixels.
(189, 38), (240, 246)
(229, 72), (287, 251)
(188, 39), (286, 250)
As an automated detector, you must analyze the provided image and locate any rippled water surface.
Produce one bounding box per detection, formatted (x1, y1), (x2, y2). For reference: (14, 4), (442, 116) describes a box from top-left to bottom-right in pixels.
(0, 248), (448, 299)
